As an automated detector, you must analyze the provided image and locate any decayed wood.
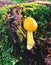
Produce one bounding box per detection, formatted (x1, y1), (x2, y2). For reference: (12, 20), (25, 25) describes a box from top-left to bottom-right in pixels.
(36, 1), (51, 5)
(27, 0), (51, 7)
(36, 1), (51, 7)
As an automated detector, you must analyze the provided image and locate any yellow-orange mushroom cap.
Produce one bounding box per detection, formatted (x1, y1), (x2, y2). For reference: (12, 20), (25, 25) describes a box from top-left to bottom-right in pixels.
(24, 17), (37, 32)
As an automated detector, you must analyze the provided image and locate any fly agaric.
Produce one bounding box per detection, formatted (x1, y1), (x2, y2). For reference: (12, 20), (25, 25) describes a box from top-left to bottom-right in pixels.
(24, 17), (38, 50)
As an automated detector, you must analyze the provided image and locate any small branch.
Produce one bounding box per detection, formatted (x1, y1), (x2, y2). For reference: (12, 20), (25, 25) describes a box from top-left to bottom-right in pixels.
(21, 31), (26, 38)
(0, 46), (2, 48)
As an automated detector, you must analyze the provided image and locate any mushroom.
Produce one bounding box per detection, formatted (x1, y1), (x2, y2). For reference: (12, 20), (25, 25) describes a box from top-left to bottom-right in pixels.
(24, 17), (38, 50)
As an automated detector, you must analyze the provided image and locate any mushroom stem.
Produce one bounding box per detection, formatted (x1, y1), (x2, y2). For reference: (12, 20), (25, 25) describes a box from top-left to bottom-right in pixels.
(27, 31), (35, 50)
